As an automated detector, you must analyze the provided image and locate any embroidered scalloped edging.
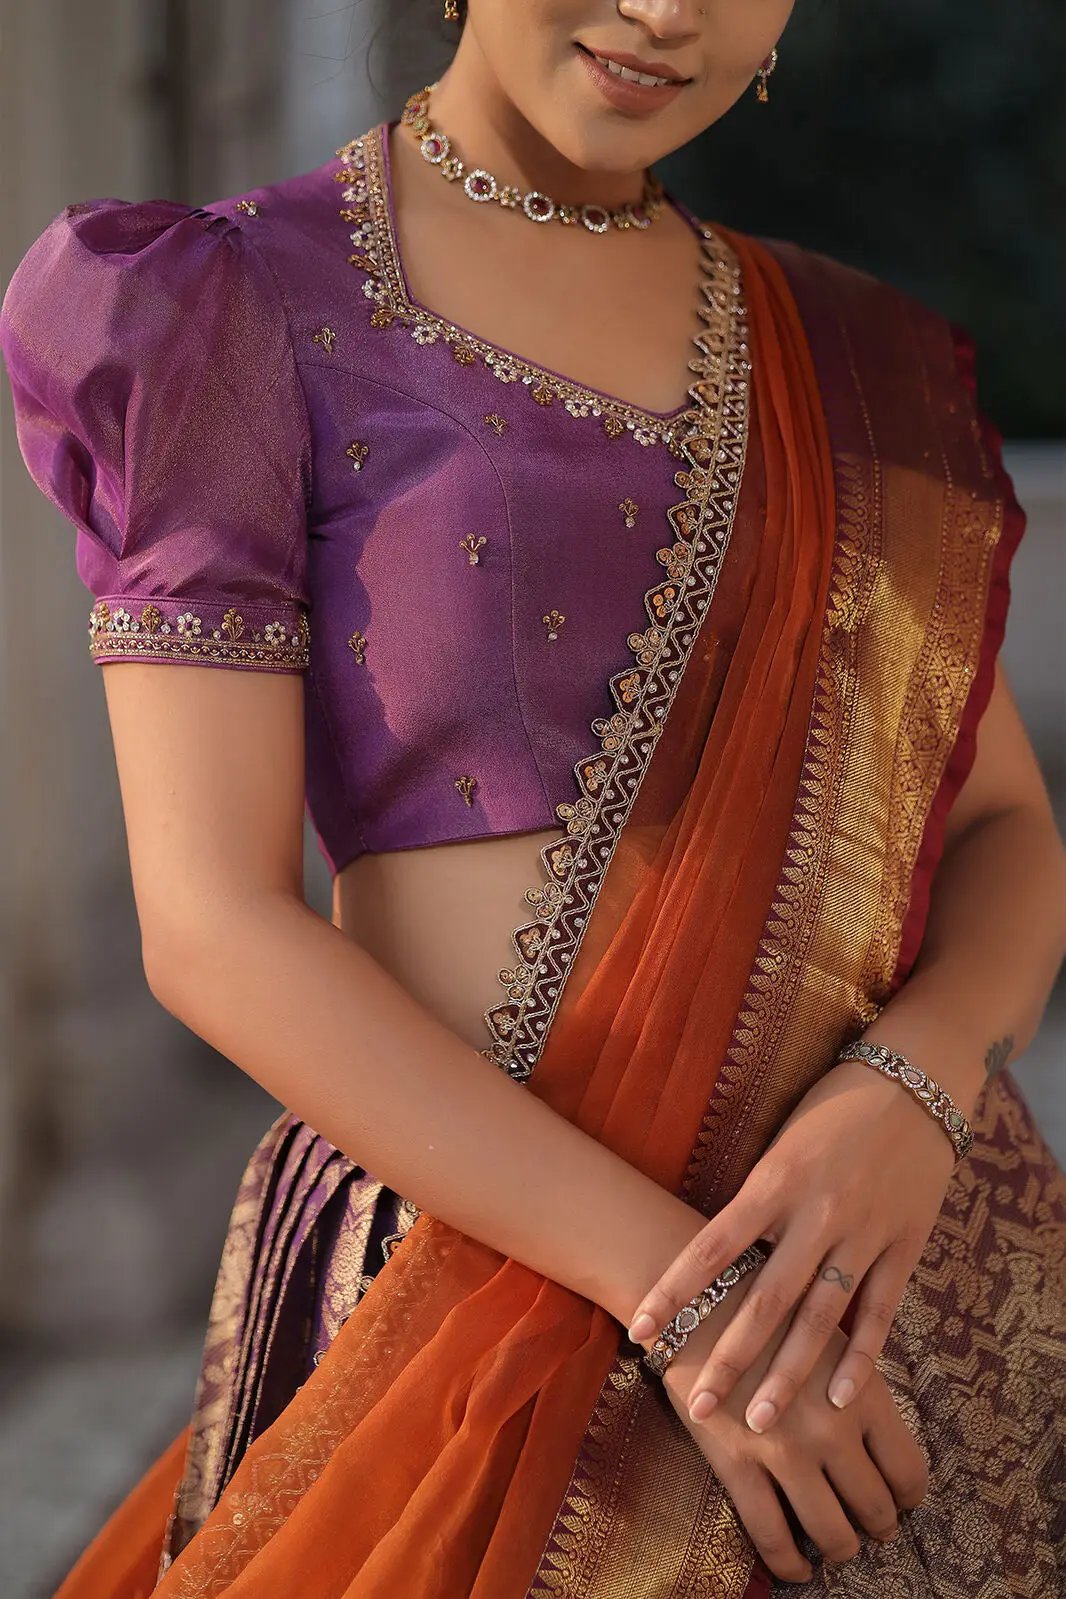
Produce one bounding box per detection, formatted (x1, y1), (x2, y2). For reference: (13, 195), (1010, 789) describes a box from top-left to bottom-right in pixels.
(87, 597), (310, 670)
(333, 126), (704, 454)
(469, 238), (751, 1081)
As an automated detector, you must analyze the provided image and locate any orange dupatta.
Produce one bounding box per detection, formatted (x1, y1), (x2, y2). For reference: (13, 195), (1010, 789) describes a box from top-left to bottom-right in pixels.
(60, 226), (838, 1598)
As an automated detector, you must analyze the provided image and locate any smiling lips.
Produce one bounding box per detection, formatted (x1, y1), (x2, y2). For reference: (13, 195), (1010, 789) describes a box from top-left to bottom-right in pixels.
(581, 44), (691, 89)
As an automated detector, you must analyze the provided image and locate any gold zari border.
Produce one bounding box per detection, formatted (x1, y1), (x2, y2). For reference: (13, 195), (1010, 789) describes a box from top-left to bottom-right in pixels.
(526, 253), (1014, 1595)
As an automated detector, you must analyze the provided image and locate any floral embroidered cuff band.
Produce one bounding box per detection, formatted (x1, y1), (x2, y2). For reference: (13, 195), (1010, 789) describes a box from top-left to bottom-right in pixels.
(87, 597), (310, 671)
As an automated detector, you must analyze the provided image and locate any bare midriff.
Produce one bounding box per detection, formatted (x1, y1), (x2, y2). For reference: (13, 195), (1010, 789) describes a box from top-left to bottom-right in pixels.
(332, 828), (560, 1054)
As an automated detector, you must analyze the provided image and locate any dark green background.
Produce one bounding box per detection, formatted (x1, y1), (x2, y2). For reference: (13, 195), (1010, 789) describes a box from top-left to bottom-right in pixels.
(654, 1), (1064, 437)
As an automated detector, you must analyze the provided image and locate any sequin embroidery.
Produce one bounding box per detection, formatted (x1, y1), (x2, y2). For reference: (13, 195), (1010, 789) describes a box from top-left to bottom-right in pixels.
(87, 598), (310, 670)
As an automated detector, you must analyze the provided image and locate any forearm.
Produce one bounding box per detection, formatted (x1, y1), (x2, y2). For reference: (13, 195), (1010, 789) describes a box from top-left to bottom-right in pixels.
(859, 804), (1066, 1117)
(146, 889), (704, 1328)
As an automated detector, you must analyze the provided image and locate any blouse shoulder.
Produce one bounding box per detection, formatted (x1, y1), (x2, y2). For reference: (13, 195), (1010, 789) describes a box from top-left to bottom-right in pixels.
(0, 195), (313, 672)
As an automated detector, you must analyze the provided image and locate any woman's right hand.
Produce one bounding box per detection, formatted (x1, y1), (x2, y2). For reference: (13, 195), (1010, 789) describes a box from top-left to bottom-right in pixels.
(650, 1275), (929, 1585)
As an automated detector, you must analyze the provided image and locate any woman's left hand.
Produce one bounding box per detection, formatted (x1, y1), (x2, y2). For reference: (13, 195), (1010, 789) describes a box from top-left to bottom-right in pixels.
(626, 1056), (961, 1432)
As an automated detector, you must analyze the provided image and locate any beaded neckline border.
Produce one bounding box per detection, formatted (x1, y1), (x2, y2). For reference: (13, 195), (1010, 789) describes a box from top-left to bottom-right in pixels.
(333, 122), (722, 453)
(476, 232), (752, 1080)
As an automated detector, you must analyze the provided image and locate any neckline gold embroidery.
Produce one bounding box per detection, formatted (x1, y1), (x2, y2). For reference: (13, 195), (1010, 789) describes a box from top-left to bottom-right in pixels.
(333, 122), (721, 453)
(478, 233), (752, 1080)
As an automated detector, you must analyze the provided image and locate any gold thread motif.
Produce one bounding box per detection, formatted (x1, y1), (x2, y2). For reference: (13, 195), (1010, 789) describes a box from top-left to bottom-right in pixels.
(483, 412), (508, 434)
(333, 125), (709, 453)
(787, 1073), (1066, 1598)
(542, 609), (566, 641)
(347, 629), (367, 664)
(459, 534), (486, 565)
(455, 774), (478, 805)
(87, 599), (309, 670)
(345, 439), (370, 471)
(312, 325), (336, 353)
(157, 1114), (300, 1572)
(618, 496), (640, 528)
(234, 199), (259, 216)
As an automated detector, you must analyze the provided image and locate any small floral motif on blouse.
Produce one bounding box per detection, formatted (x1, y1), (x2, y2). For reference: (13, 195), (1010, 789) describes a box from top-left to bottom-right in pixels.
(459, 534), (486, 565)
(87, 599), (310, 669)
(542, 610), (565, 641)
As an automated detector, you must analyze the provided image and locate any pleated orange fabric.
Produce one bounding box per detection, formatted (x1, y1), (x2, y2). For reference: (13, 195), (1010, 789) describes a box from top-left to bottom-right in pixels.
(55, 229), (836, 1598)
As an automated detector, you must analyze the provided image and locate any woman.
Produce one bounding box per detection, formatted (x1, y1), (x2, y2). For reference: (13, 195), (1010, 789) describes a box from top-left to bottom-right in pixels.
(1, 1), (1063, 1594)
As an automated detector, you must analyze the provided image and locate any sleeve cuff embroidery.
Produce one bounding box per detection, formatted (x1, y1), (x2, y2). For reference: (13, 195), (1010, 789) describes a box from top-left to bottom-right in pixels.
(88, 597), (310, 670)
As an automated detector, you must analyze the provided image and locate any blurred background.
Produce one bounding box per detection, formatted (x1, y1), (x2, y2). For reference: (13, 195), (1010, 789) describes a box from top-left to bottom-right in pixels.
(0, 1), (1062, 1594)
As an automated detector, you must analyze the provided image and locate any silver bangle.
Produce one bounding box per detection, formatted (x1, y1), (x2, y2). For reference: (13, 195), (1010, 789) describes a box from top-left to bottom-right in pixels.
(835, 1039), (974, 1161)
(642, 1242), (770, 1378)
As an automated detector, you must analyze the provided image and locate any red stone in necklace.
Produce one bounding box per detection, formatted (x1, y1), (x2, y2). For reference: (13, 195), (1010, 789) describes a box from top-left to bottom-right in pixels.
(400, 82), (665, 234)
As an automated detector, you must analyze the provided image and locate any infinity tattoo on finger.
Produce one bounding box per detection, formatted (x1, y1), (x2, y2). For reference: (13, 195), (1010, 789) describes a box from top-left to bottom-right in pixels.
(821, 1264), (854, 1292)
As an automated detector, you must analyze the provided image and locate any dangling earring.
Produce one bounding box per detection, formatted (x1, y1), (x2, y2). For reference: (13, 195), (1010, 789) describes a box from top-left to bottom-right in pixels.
(755, 46), (778, 103)
(443, 0), (459, 19)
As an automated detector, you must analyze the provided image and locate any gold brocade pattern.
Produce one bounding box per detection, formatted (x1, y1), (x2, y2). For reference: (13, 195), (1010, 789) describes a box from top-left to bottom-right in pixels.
(530, 1364), (753, 1598)
(524, 249), (1046, 1595)
(163, 1221), (470, 1595)
(159, 1121), (385, 1572)
(778, 1073), (1066, 1597)
(159, 1114), (294, 1574)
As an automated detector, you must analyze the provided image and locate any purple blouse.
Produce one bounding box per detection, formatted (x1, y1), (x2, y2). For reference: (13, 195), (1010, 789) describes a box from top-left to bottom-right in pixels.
(1, 118), (741, 876)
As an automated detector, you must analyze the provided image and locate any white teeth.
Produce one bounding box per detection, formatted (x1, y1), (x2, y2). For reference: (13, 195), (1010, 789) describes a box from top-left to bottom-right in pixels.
(592, 52), (675, 89)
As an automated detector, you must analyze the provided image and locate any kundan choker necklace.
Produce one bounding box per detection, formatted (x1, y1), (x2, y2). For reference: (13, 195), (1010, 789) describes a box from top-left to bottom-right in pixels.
(400, 83), (666, 234)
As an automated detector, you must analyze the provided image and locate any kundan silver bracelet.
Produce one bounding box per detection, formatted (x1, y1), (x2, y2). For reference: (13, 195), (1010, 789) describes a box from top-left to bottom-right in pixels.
(835, 1039), (974, 1161)
(642, 1241), (771, 1378)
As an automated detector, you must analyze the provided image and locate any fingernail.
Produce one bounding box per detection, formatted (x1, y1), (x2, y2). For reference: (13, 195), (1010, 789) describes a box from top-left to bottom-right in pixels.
(829, 1377), (856, 1409)
(746, 1398), (777, 1433)
(688, 1391), (717, 1422)
(627, 1313), (655, 1342)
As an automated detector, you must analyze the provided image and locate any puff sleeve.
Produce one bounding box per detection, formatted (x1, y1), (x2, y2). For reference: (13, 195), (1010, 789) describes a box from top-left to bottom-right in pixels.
(0, 197), (312, 670)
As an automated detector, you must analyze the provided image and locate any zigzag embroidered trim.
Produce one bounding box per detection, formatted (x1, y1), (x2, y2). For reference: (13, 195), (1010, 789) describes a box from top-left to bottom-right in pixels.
(333, 125), (706, 454)
(469, 238), (749, 1082)
(87, 597), (310, 671)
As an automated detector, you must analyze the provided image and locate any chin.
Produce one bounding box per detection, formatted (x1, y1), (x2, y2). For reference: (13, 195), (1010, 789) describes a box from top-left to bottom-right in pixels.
(539, 111), (666, 179)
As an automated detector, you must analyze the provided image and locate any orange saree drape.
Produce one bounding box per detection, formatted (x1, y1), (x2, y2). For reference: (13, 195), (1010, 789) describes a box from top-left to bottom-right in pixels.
(56, 217), (1046, 1599)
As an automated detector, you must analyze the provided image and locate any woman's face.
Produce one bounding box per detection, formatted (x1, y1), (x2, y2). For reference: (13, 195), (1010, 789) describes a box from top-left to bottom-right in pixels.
(464, 0), (796, 172)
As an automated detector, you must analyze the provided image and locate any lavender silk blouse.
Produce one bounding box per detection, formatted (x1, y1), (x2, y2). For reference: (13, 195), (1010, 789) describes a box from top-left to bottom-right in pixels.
(0, 118), (751, 875)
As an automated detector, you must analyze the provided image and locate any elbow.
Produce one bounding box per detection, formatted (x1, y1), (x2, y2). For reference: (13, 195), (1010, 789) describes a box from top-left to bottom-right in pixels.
(141, 925), (196, 1016)
(139, 903), (226, 1017)
(139, 885), (305, 1017)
